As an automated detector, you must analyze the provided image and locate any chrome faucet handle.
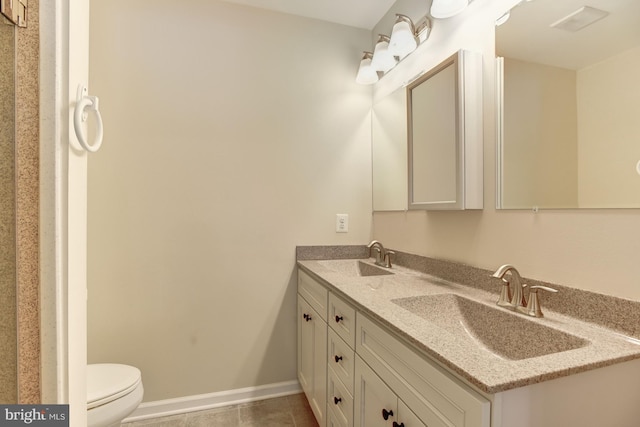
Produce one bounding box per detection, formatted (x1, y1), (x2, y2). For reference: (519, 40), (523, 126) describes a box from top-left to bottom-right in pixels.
(521, 285), (558, 318)
(496, 278), (512, 307)
(383, 250), (395, 268)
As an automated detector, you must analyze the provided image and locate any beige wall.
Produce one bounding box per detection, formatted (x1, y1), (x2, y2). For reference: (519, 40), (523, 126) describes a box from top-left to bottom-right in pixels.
(577, 46), (640, 207)
(88, 0), (372, 401)
(372, 0), (640, 302)
(502, 58), (578, 208)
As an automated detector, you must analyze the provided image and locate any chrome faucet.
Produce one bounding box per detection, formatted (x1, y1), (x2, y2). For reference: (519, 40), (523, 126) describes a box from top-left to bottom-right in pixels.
(492, 264), (558, 317)
(367, 240), (394, 268)
(492, 264), (526, 310)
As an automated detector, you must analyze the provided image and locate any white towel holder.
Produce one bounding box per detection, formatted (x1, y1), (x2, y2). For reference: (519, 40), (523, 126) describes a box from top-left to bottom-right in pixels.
(73, 85), (104, 152)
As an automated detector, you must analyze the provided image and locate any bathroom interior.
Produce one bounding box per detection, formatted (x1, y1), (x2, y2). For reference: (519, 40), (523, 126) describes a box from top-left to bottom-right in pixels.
(2, 0), (640, 425)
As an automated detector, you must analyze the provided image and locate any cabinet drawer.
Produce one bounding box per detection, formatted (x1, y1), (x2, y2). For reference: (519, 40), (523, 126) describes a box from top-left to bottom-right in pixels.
(328, 328), (355, 395)
(356, 313), (490, 427)
(328, 404), (348, 427)
(328, 366), (354, 427)
(329, 292), (356, 347)
(298, 269), (328, 321)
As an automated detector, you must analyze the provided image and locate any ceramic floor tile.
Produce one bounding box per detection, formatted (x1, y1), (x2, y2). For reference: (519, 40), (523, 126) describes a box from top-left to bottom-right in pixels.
(186, 406), (239, 426)
(239, 410), (295, 427)
(120, 393), (318, 427)
(238, 396), (290, 424)
(121, 413), (187, 427)
(288, 394), (318, 427)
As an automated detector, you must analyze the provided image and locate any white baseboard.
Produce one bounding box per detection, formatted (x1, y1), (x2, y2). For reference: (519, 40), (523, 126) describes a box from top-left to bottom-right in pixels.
(123, 380), (302, 422)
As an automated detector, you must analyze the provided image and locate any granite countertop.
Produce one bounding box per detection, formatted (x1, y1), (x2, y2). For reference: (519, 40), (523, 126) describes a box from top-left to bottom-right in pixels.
(297, 257), (640, 394)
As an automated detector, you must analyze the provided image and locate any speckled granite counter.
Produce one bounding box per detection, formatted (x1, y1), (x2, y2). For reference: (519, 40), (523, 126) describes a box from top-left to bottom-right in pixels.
(296, 246), (640, 394)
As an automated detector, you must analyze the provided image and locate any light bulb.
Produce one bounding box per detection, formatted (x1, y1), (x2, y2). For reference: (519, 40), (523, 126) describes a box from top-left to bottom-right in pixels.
(355, 53), (378, 85)
(430, 0), (469, 19)
(388, 18), (417, 60)
(371, 35), (397, 73)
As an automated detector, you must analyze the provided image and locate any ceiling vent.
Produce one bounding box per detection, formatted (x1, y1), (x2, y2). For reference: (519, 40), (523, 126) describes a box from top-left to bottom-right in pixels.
(550, 6), (609, 32)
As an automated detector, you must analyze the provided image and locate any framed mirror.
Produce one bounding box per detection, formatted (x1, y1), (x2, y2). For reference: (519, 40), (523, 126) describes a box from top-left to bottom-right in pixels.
(408, 50), (483, 210)
(496, 0), (640, 209)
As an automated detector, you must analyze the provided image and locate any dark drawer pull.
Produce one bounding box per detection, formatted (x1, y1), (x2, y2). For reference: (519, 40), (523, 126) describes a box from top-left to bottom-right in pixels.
(382, 409), (394, 420)
(334, 397), (342, 405)
(334, 355), (343, 363)
(335, 315), (344, 323)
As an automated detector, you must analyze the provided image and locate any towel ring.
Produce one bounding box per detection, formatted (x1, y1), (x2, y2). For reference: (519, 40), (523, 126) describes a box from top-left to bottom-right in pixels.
(73, 85), (104, 152)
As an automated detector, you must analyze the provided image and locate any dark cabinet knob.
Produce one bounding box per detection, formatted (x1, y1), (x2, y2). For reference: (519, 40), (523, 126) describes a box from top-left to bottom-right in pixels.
(334, 355), (343, 363)
(303, 313), (312, 321)
(335, 315), (344, 323)
(392, 422), (404, 427)
(382, 409), (394, 420)
(334, 397), (342, 405)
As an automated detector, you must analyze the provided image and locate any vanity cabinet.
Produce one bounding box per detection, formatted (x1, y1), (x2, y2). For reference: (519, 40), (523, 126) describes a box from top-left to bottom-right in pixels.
(298, 270), (328, 426)
(298, 267), (489, 427)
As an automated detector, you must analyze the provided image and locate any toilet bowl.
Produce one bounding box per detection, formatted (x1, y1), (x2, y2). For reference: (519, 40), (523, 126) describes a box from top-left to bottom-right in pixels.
(87, 364), (144, 427)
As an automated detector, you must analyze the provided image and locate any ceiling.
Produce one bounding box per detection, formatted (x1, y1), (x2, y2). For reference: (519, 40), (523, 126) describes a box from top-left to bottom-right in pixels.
(217, 0), (396, 30)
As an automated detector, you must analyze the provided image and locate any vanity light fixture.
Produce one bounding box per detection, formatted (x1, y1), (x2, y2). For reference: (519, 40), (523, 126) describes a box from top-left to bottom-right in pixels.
(371, 35), (398, 73)
(355, 52), (379, 85)
(355, 14), (431, 84)
(389, 14), (418, 60)
(430, 0), (469, 19)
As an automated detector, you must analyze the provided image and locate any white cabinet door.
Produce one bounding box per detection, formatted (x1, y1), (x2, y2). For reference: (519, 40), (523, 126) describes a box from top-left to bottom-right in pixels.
(298, 295), (327, 426)
(354, 356), (398, 427)
(397, 400), (427, 427)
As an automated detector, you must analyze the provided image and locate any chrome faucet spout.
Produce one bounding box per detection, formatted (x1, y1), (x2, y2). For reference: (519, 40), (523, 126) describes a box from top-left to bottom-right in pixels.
(367, 240), (384, 250)
(492, 264), (525, 309)
(367, 240), (389, 268)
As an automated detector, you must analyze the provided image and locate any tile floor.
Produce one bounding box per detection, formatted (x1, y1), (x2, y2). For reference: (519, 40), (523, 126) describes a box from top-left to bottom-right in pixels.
(121, 393), (319, 427)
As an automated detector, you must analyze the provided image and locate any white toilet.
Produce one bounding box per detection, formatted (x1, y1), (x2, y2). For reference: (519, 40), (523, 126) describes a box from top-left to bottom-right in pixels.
(87, 364), (144, 427)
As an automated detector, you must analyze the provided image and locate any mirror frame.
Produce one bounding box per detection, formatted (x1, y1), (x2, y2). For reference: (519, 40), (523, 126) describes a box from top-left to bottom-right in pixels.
(407, 50), (483, 210)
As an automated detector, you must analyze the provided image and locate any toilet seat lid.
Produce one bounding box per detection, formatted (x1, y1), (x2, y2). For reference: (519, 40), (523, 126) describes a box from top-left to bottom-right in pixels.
(87, 364), (142, 409)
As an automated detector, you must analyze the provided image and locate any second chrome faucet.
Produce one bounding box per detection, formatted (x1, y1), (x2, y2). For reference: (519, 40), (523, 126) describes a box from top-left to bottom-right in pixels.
(492, 264), (557, 318)
(367, 240), (395, 268)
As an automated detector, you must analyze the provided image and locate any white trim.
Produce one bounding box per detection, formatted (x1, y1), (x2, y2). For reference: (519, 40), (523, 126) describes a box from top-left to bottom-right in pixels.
(123, 380), (303, 422)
